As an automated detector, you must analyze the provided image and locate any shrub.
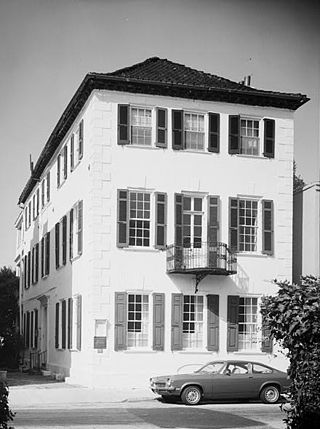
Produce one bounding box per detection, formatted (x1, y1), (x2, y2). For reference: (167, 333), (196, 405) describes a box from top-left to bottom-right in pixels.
(0, 381), (14, 429)
(261, 276), (320, 428)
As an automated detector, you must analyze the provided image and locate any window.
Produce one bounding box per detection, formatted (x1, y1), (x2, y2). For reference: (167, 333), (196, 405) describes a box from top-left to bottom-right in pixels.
(182, 196), (203, 248)
(41, 232), (50, 277)
(69, 201), (83, 259)
(28, 202), (31, 228)
(239, 199), (258, 252)
(31, 244), (39, 284)
(252, 363), (272, 374)
(182, 295), (204, 349)
(55, 216), (67, 269)
(41, 173), (50, 208)
(184, 113), (205, 151)
(238, 297), (258, 351)
(131, 107), (152, 145)
(129, 192), (150, 247)
(55, 298), (78, 350)
(57, 146), (68, 188)
(240, 119), (259, 155)
(127, 294), (150, 348)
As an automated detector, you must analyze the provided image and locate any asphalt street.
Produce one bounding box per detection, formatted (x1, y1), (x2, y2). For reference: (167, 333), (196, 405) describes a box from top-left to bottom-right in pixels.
(12, 399), (286, 429)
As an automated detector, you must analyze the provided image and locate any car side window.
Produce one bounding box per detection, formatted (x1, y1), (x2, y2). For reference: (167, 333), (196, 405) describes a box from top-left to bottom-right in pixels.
(200, 362), (225, 374)
(252, 364), (272, 374)
(226, 363), (249, 375)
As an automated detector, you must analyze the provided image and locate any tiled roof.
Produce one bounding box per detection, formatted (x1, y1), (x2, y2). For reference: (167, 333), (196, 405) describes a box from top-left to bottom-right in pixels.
(18, 57), (309, 205)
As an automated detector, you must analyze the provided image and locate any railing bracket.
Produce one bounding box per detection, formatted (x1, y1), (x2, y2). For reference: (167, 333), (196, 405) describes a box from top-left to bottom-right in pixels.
(195, 272), (208, 293)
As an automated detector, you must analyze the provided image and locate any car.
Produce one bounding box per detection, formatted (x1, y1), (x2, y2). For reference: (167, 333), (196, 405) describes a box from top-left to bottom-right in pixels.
(150, 360), (290, 405)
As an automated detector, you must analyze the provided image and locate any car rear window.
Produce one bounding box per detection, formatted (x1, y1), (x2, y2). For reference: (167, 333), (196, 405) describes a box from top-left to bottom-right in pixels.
(252, 363), (272, 374)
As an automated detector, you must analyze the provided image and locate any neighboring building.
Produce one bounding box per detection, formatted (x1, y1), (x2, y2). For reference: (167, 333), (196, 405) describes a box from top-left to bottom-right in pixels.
(15, 57), (308, 386)
(293, 182), (320, 283)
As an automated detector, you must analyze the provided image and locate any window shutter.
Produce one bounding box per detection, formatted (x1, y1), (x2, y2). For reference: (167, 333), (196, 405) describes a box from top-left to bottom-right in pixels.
(208, 113), (220, 153)
(69, 208), (74, 260)
(229, 115), (240, 154)
(55, 223), (60, 269)
(155, 193), (167, 249)
(45, 232), (50, 275)
(153, 293), (165, 351)
(263, 119), (275, 158)
(229, 198), (239, 252)
(27, 251), (31, 287)
(41, 180), (45, 207)
(261, 314), (273, 353)
(34, 309), (38, 348)
(68, 298), (73, 349)
(76, 295), (82, 351)
(57, 155), (61, 187)
(156, 108), (168, 148)
(35, 243), (39, 283)
(55, 302), (59, 349)
(78, 120), (84, 160)
(207, 295), (219, 351)
(262, 200), (274, 255)
(26, 312), (30, 348)
(30, 311), (34, 348)
(207, 196), (220, 268)
(63, 145), (68, 179)
(62, 300), (66, 349)
(174, 194), (183, 269)
(114, 292), (127, 351)
(62, 215), (67, 265)
(77, 201), (83, 255)
(41, 237), (44, 278)
(118, 104), (130, 145)
(172, 110), (184, 150)
(46, 172), (50, 202)
(171, 293), (183, 350)
(31, 247), (35, 284)
(117, 190), (129, 247)
(227, 295), (239, 352)
(70, 134), (74, 171)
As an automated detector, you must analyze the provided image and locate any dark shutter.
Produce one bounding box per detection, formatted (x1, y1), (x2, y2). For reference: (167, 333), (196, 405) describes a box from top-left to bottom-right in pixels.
(45, 232), (50, 275)
(171, 293), (183, 350)
(76, 295), (82, 351)
(57, 154), (61, 187)
(229, 198), (239, 252)
(34, 309), (38, 348)
(117, 190), (129, 247)
(155, 193), (167, 249)
(174, 194), (183, 269)
(77, 201), (83, 255)
(26, 312), (30, 348)
(35, 243), (39, 283)
(172, 110), (183, 150)
(27, 251), (31, 287)
(69, 208), (74, 260)
(263, 119), (275, 158)
(153, 293), (165, 351)
(62, 215), (67, 265)
(46, 172), (50, 202)
(227, 295), (239, 352)
(31, 247), (35, 284)
(207, 295), (219, 351)
(262, 200), (274, 255)
(207, 196), (220, 268)
(78, 120), (84, 159)
(208, 113), (220, 153)
(30, 311), (34, 348)
(55, 303), (59, 349)
(261, 314), (273, 353)
(156, 108), (168, 148)
(114, 292), (127, 351)
(118, 104), (130, 145)
(55, 223), (60, 269)
(229, 115), (240, 154)
(68, 298), (73, 349)
(41, 237), (44, 278)
(70, 134), (74, 171)
(63, 145), (68, 179)
(62, 300), (66, 349)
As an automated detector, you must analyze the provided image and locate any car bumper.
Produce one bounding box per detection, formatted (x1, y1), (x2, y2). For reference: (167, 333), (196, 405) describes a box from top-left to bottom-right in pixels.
(150, 386), (181, 396)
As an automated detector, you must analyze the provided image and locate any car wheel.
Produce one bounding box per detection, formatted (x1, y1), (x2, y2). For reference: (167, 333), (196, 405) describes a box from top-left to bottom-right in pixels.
(181, 386), (202, 405)
(161, 395), (176, 403)
(260, 385), (280, 404)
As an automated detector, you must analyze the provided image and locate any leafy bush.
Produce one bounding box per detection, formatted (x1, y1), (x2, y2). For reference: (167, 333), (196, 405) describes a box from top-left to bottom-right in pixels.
(261, 276), (320, 428)
(0, 381), (14, 429)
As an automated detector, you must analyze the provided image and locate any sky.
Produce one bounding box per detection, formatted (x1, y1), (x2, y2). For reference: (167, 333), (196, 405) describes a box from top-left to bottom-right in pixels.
(0, 0), (319, 268)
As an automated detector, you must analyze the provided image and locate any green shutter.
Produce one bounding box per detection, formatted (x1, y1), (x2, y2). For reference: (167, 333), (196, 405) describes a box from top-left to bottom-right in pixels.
(70, 134), (74, 171)
(155, 193), (167, 249)
(117, 190), (129, 247)
(208, 113), (220, 153)
(227, 295), (239, 352)
(262, 200), (274, 255)
(76, 295), (82, 351)
(68, 298), (73, 349)
(35, 243), (39, 283)
(62, 300), (66, 349)
(57, 154), (61, 187)
(34, 309), (38, 349)
(261, 314), (273, 353)
(114, 292), (127, 351)
(207, 196), (220, 268)
(229, 198), (239, 252)
(207, 295), (219, 351)
(77, 201), (83, 255)
(69, 208), (74, 260)
(229, 115), (240, 154)
(153, 293), (165, 351)
(263, 119), (275, 158)
(174, 194), (183, 269)
(63, 145), (68, 179)
(78, 120), (84, 159)
(55, 303), (59, 349)
(156, 108), (168, 148)
(172, 110), (184, 150)
(41, 237), (44, 278)
(62, 215), (67, 265)
(118, 105), (130, 145)
(171, 293), (183, 351)
(55, 223), (60, 269)
(46, 172), (50, 202)
(45, 232), (50, 275)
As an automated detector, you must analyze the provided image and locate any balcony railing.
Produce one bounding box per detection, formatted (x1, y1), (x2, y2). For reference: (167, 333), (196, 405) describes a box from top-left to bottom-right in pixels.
(166, 242), (237, 276)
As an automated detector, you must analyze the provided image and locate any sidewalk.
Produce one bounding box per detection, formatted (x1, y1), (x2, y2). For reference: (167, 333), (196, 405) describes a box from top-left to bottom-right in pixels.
(6, 372), (155, 410)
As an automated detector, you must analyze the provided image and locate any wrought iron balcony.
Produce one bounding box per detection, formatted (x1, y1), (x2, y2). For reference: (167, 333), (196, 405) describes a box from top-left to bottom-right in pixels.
(166, 242), (237, 276)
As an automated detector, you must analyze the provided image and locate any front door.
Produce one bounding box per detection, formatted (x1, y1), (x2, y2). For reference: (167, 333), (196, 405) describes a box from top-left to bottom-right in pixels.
(216, 362), (252, 399)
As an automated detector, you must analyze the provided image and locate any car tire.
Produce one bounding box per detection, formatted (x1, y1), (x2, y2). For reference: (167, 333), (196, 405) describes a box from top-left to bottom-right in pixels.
(260, 385), (280, 404)
(161, 395), (176, 403)
(181, 386), (202, 405)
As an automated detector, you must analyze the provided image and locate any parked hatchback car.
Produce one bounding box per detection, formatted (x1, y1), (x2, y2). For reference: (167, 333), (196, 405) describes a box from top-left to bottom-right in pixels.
(150, 360), (290, 405)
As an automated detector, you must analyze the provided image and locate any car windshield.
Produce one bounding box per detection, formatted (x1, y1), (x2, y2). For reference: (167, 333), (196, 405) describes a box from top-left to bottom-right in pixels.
(195, 362), (225, 374)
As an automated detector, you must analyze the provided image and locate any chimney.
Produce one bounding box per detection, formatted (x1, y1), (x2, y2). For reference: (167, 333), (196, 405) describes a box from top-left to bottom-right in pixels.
(29, 154), (34, 175)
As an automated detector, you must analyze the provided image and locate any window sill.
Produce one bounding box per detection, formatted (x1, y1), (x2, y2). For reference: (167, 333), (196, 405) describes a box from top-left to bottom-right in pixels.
(121, 247), (160, 253)
(124, 349), (157, 354)
(233, 351), (267, 355)
(180, 150), (215, 155)
(176, 350), (214, 355)
(71, 253), (82, 263)
(124, 144), (161, 150)
(236, 252), (268, 258)
(233, 154), (271, 160)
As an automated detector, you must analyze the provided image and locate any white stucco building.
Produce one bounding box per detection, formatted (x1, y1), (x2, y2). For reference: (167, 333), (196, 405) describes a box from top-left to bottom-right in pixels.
(15, 57), (308, 387)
